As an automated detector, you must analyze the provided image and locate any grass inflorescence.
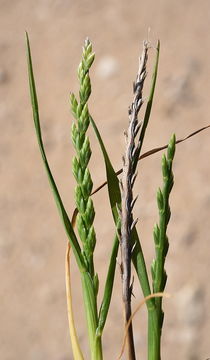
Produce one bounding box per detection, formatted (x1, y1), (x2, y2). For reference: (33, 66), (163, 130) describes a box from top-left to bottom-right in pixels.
(70, 39), (97, 282)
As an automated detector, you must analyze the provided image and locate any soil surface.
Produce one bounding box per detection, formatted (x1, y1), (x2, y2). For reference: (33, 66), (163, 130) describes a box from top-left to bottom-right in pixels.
(1, 1), (210, 359)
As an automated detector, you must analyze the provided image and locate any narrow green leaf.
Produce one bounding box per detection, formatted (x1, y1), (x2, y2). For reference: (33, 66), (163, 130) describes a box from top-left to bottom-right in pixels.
(97, 233), (119, 336)
(131, 227), (152, 299)
(26, 32), (85, 271)
(89, 116), (121, 222)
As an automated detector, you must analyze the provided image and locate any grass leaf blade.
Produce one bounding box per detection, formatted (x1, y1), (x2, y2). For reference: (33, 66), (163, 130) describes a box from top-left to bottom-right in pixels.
(26, 32), (85, 271)
(97, 233), (119, 335)
(89, 116), (121, 221)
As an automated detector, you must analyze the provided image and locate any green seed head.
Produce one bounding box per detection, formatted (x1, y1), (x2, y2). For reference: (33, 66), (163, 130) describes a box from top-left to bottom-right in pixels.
(70, 39), (96, 278)
(167, 134), (176, 161)
(157, 187), (164, 211)
(162, 154), (169, 179)
(153, 223), (160, 245)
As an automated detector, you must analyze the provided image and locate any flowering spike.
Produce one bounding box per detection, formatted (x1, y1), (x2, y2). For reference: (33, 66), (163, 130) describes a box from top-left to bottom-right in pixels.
(152, 134), (176, 331)
(70, 39), (96, 279)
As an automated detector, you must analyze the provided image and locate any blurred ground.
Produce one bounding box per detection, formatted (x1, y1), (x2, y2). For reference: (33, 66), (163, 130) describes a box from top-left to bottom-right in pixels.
(1, 1), (210, 359)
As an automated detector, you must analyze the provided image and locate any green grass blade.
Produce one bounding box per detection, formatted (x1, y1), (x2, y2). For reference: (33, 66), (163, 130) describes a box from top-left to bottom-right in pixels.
(89, 116), (121, 222)
(97, 233), (119, 336)
(26, 32), (85, 271)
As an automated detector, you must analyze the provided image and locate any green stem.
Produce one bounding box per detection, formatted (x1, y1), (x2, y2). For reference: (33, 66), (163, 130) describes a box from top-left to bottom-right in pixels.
(148, 309), (160, 360)
(150, 135), (176, 360)
(81, 272), (103, 360)
(94, 336), (103, 360)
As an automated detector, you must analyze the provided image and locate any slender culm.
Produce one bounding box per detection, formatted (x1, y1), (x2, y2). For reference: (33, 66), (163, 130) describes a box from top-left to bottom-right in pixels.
(151, 134), (176, 355)
(120, 41), (149, 360)
(70, 39), (103, 360)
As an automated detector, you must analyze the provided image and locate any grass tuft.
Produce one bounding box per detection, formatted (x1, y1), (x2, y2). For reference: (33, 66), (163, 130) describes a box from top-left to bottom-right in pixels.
(26, 33), (210, 360)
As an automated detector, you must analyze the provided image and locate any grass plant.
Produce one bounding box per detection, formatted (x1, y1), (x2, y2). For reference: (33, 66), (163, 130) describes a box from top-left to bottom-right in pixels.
(26, 33), (209, 360)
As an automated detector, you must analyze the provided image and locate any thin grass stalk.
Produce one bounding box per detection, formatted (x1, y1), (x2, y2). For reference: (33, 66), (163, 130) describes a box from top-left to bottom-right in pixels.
(119, 41), (149, 360)
(122, 40), (161, 360)
(151, 134), (176, 359)
(70, 39), (102, 360)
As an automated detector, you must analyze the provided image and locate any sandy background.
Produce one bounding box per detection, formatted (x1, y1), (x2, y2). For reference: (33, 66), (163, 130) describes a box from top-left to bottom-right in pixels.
(1, 1), (210, 359)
